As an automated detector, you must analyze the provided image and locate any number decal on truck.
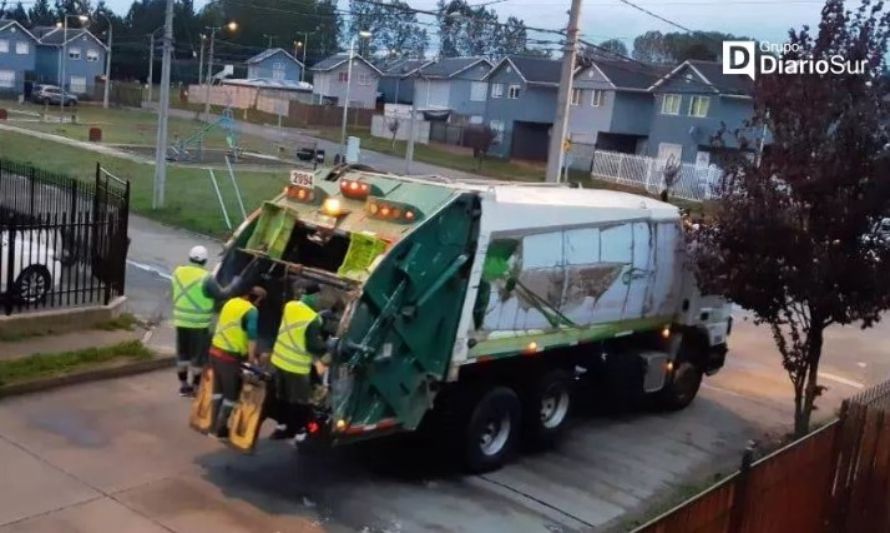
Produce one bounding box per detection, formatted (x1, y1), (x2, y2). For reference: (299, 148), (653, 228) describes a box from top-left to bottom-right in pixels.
(290, 170), (315, 188)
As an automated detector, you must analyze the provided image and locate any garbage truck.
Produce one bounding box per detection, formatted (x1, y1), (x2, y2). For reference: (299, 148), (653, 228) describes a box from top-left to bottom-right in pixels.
(207, 165), (732, 472)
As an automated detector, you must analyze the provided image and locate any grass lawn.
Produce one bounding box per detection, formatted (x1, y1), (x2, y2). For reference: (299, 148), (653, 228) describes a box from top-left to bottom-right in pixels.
(0, 99), (278, 155)
(0, 128), (290, 237)
(0, 340), (153, 386)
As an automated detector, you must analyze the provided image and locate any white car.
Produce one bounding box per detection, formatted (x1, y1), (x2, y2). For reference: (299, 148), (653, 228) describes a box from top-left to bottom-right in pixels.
(1, 229), (63, 304)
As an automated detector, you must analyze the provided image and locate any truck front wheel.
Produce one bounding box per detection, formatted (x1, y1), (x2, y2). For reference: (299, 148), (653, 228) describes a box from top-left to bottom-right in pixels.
(522, 369), (572, 448)
(464, 386), (521, 473)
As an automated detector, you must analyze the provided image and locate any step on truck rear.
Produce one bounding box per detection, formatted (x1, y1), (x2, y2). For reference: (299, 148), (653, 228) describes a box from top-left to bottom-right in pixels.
(211, 166), (731, 471)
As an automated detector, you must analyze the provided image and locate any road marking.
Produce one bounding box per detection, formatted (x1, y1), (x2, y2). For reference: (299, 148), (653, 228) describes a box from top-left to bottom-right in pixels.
(127, 260), (172, 281)
(818, 372), (865, 390)
(701, 382), (748, 398)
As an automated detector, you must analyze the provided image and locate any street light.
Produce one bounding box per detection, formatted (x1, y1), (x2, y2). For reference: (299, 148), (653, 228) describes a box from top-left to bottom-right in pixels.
(203, 21), (238, 120)
(59, 14), (88, 116)
(94, 13), (113, 109)
(341, 30), (372, 153)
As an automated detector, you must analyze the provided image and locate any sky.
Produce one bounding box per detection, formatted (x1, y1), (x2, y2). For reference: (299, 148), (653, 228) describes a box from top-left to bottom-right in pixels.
(98, 0), (836, 51)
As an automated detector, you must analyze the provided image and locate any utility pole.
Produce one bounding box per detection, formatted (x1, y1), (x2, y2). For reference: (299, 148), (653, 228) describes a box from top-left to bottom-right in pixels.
(147, 33), (154, 103)
(299, 32), (309, 82)
(197, 35), (205, 92)
(405, 98), (417, 174)
(204, 31), (215, 120)
(545, 0), (582, 183)
(101, 17), (112, 109)
(152, 0), (174, 209)
(341, 32), (371, 151)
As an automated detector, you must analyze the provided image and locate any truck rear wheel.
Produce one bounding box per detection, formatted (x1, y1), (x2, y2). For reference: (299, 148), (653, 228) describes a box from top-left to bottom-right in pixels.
(522, 369), (572, 448)
(656, 360), (703, 410)
(464, 386), (521, 473)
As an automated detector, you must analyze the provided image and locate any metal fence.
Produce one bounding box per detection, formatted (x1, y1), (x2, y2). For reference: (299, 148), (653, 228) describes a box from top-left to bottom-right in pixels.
(590, 149), (722, 202)
(636, 379), (890, 533)
(0, 159), (130, 315)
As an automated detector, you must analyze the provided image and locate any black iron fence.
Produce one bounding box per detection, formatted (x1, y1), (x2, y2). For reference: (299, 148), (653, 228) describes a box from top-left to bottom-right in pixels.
(0, 159), (130, 315)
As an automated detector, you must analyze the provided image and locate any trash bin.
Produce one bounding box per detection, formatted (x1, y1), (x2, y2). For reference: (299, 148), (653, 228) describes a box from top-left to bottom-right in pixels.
(89, 127), (102, 142)
(0, 109), (7, 120)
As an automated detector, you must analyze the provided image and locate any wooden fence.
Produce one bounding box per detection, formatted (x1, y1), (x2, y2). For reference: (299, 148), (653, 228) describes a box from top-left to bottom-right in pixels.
(638, 380), (890, 533)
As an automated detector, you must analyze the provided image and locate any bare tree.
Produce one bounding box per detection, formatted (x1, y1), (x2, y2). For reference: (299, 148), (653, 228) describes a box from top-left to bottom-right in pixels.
(464, 124), (497, 170)
(387, 117), (401, 150)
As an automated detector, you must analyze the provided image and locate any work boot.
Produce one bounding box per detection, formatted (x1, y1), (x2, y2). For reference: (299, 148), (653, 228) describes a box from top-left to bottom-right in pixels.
(213, 403), (233, 440)
(215, 426), (230, 440)
(179, 383), (194, 397)
(269, 424), (294, 440)
(291, 428), (308, 447)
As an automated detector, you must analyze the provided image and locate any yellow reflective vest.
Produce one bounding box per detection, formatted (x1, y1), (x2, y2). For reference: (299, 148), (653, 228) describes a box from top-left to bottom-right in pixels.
(211, 297), (255, 356)
(270, 300), (319, 375)
(171, 265), (214, 329)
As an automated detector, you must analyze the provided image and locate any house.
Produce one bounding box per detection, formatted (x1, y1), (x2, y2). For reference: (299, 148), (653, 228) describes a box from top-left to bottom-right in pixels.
(482, 55), (562, 161)
(647, 59), (755, 165)
(310, 53), (382, 109)
(567, 59), (665, 156)
(0, 20), (38, 95)
(246, 48), (303, 82)
(378, 58), (429, 105)
(32, 25), (108, 96)
(412, 56), (492, 123)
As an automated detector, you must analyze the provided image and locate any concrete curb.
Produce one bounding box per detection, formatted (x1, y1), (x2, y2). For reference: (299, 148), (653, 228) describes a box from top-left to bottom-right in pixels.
(0, 354), (175, 398)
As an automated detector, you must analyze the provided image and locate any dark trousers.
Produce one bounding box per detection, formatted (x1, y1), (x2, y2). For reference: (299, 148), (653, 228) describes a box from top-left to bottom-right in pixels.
(210, 353), (243, 434)
(271, 367), (312, 433)
(175, 327), (209, 384)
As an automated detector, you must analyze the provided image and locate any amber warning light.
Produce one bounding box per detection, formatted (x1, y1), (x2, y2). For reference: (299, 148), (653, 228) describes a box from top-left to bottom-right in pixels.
(340, 178), (371, 200)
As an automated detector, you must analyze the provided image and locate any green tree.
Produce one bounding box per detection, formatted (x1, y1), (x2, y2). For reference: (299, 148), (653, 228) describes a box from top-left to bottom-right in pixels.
(347, 0), (428, 59)
(28, 0), (55, 25)
(436, 0), (536, 58)
(598, 38), (628, 57)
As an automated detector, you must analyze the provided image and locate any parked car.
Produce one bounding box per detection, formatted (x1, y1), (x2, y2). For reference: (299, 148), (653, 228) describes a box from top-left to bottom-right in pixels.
(0, 229), (63, 304)
(31, 85), (78, 107)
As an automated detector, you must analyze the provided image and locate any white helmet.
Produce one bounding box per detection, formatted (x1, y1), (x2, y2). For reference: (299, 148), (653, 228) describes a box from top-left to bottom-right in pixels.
(189, 245), (208, 264)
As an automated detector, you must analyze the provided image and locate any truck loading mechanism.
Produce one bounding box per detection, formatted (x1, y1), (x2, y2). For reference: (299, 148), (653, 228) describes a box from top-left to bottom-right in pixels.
(204, 165), (732, 472)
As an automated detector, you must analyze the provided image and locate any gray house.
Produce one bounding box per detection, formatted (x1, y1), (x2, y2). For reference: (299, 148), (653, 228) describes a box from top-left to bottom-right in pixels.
(412, 56), (492, 124)
(246, 48), (303, 82)
(568, 59), (664, 154)
(310, 53), (382, 109)
(0, 20), (38, 95)
(647, 60), (754, 165)
(33, 25), (108, 96)
(378, 58), (429, 105)
(483, 55), (561, 161)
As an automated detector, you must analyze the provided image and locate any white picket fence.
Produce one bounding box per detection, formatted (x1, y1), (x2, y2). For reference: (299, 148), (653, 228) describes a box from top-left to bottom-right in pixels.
(590, 149), (722, 202)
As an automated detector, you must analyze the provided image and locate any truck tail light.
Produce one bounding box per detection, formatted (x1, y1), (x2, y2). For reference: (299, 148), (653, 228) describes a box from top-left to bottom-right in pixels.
(366, 197), (421, 223)
(287, 185), (327, 205)
(340, 179), (371, 200)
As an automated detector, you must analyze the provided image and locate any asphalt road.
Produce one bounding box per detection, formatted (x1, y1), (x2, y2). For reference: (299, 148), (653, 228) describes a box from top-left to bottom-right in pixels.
(0, 215), (886, 532)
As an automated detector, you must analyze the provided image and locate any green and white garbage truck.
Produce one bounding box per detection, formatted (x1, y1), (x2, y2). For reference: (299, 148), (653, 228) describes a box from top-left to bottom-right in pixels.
(213, 165), (732, 471)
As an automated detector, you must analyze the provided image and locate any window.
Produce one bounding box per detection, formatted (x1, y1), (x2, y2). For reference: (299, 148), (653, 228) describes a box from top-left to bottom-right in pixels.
(272, 61), (285, 81)
(507, 84), (521, 99)
(591, 89), (604, 107)
(0, 70), (14, 88)
(661, 93), (681, 115)
(338, 71), (348, 83)
(358, 73), (371, 86)
(491, 83), (504, 98)
(86, 49), (99, 62)
(68, 47), (81, 60)
(489, 119), (505, 143)
(69, 75), (86, 94)
(688, 95), (710, 118)
(570, 88), (582, 106)
(15, 41), (29, 55)
(0, 40), (8, 53)
(470, 81), (486, 102)
(469, 115), (483, 124)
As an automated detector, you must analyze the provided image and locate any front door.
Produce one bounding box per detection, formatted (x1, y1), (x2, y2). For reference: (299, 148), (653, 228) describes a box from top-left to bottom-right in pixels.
(657, 142), (683, 163)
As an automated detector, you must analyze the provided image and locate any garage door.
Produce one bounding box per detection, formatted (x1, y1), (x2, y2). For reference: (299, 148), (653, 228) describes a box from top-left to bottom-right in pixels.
(511, 122), (550, 161)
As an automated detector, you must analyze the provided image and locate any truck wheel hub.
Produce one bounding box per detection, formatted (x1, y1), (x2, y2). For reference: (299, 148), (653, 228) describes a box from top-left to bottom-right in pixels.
(540, 387), (570, 429)
(479, 414), (511, 456)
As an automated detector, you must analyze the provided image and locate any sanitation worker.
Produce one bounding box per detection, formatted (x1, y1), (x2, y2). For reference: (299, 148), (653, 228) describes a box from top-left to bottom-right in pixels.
(209, 286), (267, 440)
(268, 282), (329, 444)
(170, 245), (250, 397)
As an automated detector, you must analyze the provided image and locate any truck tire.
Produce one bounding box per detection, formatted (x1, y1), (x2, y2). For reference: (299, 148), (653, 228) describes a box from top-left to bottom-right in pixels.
(522, 369), (572, 449)
(464, 386), (521, 473)
(656, 359), (703, 411)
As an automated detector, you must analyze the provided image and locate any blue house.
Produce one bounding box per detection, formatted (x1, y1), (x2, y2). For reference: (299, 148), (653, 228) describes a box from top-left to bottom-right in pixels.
(412, 56), (492, 124)
(246, 48), (303, 82)
(482, 55), (561, 161)
(32, 25), (108, 96)
(647, 60), (755, 165)
(378, 58), (429, 105)
(0, 20), (38, 95)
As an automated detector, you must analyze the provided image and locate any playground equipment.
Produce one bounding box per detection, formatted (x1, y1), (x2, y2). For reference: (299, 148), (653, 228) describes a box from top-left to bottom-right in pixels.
(169, 107), (243, 162)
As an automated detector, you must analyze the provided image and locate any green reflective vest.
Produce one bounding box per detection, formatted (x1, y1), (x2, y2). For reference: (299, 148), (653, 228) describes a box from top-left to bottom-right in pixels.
(211, 297), (254, 356)
(270, 300), (318, 375)
(171, 265), (214, 329)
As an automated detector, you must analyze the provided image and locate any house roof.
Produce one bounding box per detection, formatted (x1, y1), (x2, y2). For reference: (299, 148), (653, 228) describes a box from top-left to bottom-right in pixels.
(382, 58), (432, 78)
(0, 19), (39, 42)
(417, 56), (491, 79)
(485, 55), (563, 86)
(310, 53), (383, 75)
(34, 26), (108, 50)
(588, 60), (667, 91)
(222, 78), (313, 92)
(246, 48), (303, 67)
(649, 60), (752, 96)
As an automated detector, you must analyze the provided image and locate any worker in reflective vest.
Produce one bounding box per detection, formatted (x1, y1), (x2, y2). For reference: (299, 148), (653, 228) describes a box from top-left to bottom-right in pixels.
(208, 286), (266, 440)
(268, 283), (328, 443)
(170, 246), (250, 397)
